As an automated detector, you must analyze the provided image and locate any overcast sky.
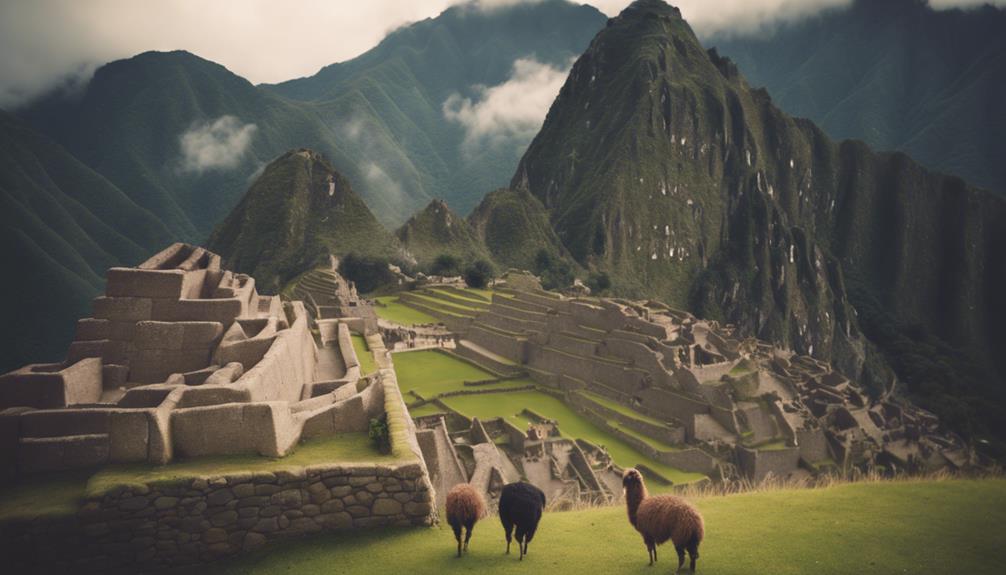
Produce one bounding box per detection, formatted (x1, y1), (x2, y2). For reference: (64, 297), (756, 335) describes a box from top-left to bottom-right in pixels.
(0, 0), (1002, 107)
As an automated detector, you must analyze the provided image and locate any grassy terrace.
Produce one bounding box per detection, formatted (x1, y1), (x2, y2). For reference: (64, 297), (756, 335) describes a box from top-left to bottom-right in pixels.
(183, 479), (1006, 575)
(393, 350), (702, 485)
(350, 333), (378, 376)
(578, 390), (668, 427)
(441, 390), (702, 485)
(0, 434), (396, 521)
(374, 296), (439, 325)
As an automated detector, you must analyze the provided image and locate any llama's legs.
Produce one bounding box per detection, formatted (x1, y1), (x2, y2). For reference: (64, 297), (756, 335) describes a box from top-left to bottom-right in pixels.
(644, 536), (655, 565)
(502, 519), (514, 554)
(675, 545), (685, 571)
(463, 523), (474, 552)
(687, 543), (700, 572)
(451, 523), (462, 557)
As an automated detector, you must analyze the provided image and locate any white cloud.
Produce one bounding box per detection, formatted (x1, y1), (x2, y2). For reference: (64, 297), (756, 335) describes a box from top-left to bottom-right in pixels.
(179, 115), (257, 173)
(443, 57), (571, 149)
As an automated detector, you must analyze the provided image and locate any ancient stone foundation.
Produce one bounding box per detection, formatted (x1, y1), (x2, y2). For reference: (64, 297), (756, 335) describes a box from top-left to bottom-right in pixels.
(0, 461), (434, 572)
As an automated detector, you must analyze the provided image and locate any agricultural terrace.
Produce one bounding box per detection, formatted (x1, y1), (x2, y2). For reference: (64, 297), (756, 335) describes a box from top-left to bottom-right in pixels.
(394, 349), (705, 485)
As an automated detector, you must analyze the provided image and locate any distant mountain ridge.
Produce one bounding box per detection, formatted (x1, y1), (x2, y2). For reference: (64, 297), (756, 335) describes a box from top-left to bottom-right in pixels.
(711, 0), (1006, 195)
(0, 110), (173, 372)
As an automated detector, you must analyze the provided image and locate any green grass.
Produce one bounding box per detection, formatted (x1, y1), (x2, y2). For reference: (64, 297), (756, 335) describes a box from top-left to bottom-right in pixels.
(0, 470), (90, 521)
(0, 435), (398, 521)
(350, 334), (378, 376)
(87, 433), (397, 498)
(180, 479), (1006, 575)
(407, 402), (447, 418)
(579, 390), (667, 427)
(394, 349), (508, 397)
(605, 419), (681, 452)
(374, 296), (440, 325)
(428, 288), (492, 305)
(440, 390), (704, 485)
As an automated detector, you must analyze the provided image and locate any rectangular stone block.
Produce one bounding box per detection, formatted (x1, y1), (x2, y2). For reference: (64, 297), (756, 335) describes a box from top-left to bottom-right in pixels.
(105, 268), (185, 299)
(109, 410), (150, 462)
(108, 321), (137, 341)
(103, 364), (129, 389)
(65, 340), (109, 365)
(19, 434), (110, 473)
(20, 409), (110, 438)
(0, 369), (65, 409)
(151, 298), (243, 325)
(129, 348), (212, 384)
(92, 296), (153, 322)
(74, 318), (110, 341)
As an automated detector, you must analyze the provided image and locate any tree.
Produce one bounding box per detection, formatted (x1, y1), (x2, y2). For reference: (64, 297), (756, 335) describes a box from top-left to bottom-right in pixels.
(338, 253), (394, 294)
(587, 271), (611, 293)
(430, 253), (462, 276)
(464, 259), (495, 288)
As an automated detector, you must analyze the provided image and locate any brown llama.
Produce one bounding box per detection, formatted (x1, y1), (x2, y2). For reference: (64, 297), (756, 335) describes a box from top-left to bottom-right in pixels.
(623, 468), (705, 572)
(446, 483), (487, 557)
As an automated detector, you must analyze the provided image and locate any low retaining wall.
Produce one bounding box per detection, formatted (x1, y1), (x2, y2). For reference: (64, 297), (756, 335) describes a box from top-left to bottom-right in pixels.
(0, 461), (435, 572)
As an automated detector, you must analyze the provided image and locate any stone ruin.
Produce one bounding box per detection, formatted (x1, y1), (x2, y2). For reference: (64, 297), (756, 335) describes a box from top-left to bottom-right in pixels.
(403, 272), (975, 503)
(0, 243), (397, 477)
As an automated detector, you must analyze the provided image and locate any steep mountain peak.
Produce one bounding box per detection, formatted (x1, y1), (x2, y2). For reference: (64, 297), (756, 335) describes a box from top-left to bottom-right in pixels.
(396, 198), (490, 268)
(208, 148), (397, 292)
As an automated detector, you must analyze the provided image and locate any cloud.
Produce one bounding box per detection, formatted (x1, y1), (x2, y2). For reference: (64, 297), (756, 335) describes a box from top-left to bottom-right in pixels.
(443, 57), (571, 150)
(179, 115), (257, 174)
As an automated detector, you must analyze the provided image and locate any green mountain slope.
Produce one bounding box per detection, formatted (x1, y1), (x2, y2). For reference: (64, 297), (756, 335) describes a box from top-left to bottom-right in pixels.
(467, 187), (572, 271)
(207, 149), (398, 293)
(0, 110), (173, 372)
(395, 199), (490, 268)
(710, 0), (1006, 195)
(510, 0), (1006, 446)
(18, 1), (605, 233)
(265, 0), (606, 218)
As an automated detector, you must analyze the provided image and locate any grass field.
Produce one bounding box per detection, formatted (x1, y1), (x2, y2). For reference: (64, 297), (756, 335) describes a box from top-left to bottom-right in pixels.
(374, 296), (439, 325)
(350, 333), (378, 376)
(393, 349), (508, 396)
(441, 390), (704, 485)
(180, 479), (1006, 575)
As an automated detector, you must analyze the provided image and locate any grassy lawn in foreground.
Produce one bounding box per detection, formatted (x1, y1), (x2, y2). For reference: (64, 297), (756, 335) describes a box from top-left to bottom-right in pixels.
(374, 296), (439, 325)
(350, 333), (378, 375)
(441, 390), (704, 485)
(393, 349), (511, 397)
(179, 479), (1006, 575)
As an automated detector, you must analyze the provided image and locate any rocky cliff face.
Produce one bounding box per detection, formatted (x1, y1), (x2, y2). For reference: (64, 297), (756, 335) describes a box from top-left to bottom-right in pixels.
(208, 149), (397, 292)
(510, 0), (1006, 413)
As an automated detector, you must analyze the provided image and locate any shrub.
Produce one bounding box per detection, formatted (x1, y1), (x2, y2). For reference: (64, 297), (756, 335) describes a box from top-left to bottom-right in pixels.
(369, 414), (390, 454)
(464, 259), (495, 288)
(339, 253), (394, 293)
(587, 272), (611, 293)
(431, 253), (462, 276)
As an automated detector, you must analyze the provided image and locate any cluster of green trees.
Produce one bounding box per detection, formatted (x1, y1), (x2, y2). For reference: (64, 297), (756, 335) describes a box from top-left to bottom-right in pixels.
(429, 254), (495, 288)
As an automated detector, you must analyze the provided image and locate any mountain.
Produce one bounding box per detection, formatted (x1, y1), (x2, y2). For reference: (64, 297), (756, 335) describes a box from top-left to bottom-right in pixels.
(0, 110), (173, 372)
(265, 0), (607, 218)
(395, 199), (490, 268)
(207, 149), (398, 293)
(18, 50), (364, 239)
(467, 187), (572, 271)
(710, 0), (1006, 195)
(18, 1), (606, 234)
(509, 0), (1006, 448)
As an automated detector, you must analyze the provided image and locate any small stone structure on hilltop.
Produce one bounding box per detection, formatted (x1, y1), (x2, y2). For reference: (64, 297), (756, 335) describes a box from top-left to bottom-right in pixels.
(0, 243), (436, 570)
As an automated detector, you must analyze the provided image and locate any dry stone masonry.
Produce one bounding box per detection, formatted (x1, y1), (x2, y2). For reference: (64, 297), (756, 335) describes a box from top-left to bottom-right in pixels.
(0, 243), (437, 570)
(397, 271), (976, 506)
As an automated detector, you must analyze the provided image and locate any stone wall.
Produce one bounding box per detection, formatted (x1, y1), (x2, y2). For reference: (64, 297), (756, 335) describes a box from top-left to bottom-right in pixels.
(736, 445), (801, 481)
(0, 461), (435, 572)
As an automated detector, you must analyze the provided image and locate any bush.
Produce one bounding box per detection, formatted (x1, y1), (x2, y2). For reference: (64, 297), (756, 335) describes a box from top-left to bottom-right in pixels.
(338, 253), (394, 294)
(368, 415), (390, 454)
(587, 271), (611, 293)
(430, 253), (462, 276)
(464, 259), (495, 288)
